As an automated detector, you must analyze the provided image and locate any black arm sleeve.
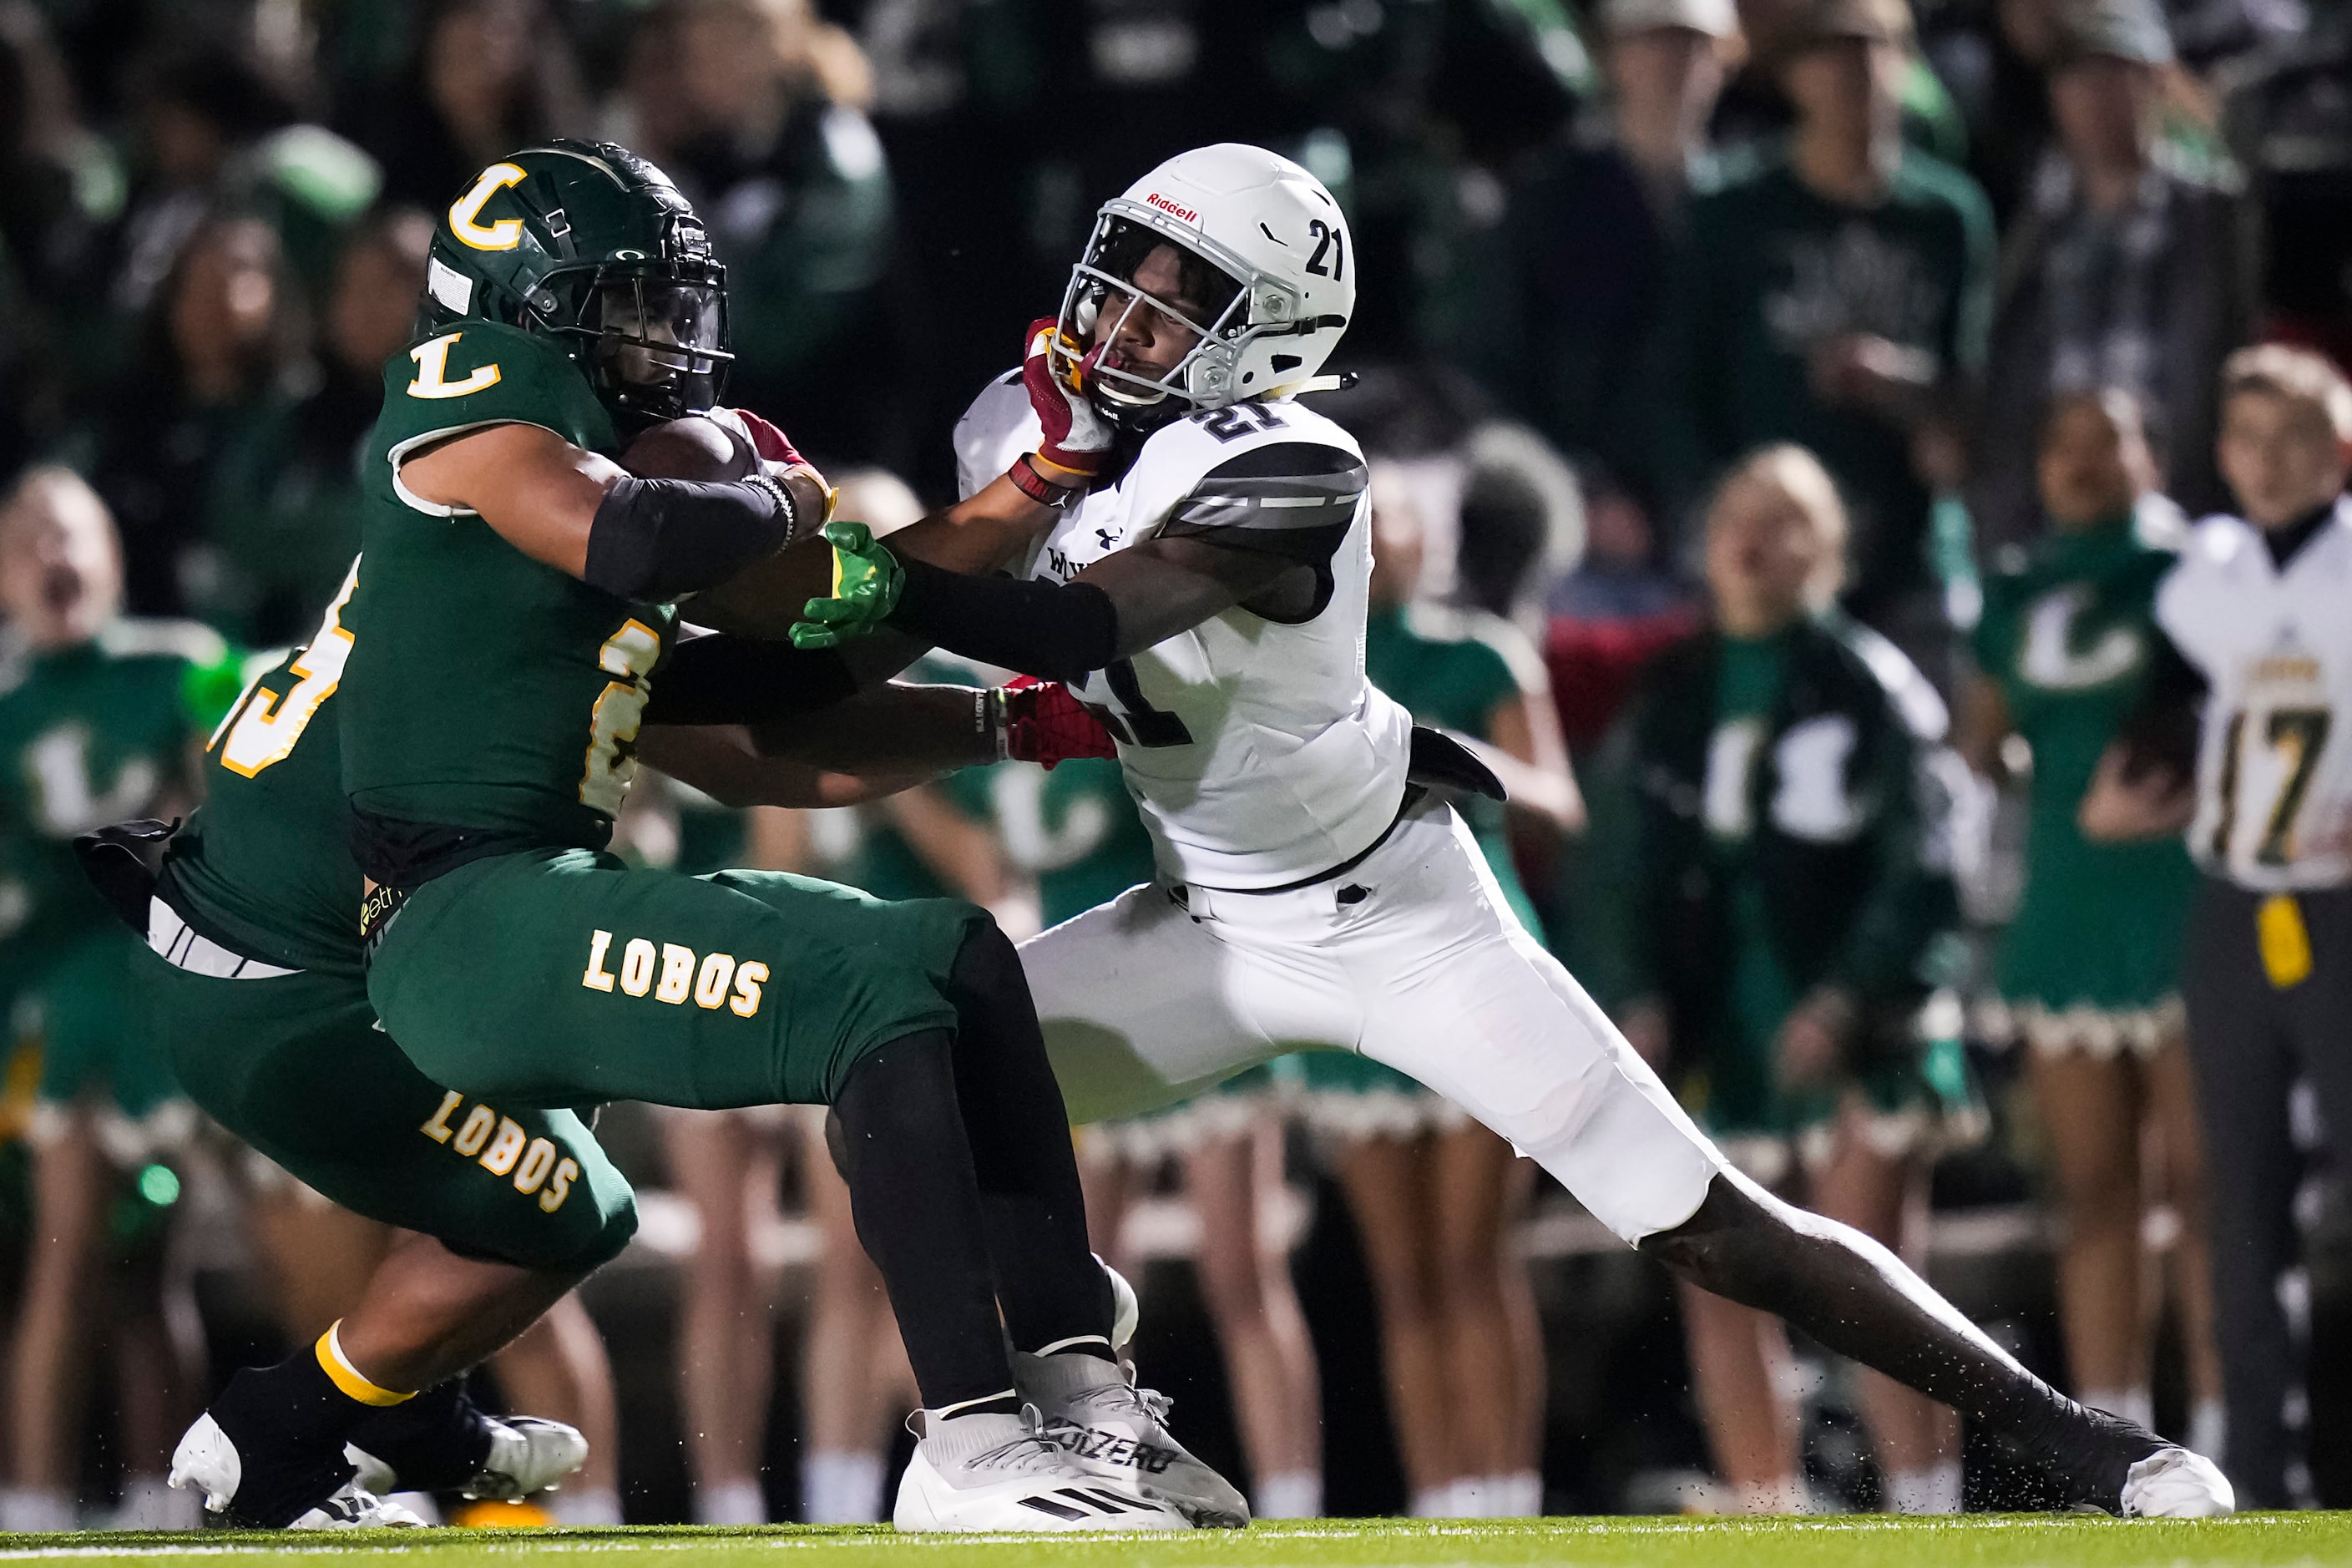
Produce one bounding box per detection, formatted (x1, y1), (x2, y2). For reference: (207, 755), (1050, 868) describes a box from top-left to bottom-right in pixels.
(883, 554), (1120, 683)
(583, 473), (796, 603)
(2112, 628), (2209, 782)
(639, 633), (859, 727)
(1158, 442), (1366, 566)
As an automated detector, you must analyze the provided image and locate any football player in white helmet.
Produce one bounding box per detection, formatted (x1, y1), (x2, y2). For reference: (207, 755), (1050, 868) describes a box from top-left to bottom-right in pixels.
(795, 143), (2232, 1520)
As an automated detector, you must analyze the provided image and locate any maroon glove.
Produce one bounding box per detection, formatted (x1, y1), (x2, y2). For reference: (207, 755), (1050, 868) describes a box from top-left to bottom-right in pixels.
(1001, 675), (1119, 769)
(726, 406), (807, 469)
(1020, 317), (1115, 487)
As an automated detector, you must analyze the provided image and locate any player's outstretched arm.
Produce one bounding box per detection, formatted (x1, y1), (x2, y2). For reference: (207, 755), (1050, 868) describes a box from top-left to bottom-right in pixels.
(797, 524), (1302, 680)
(688, 473), (1060, 643)
(398, 422), (827, 601)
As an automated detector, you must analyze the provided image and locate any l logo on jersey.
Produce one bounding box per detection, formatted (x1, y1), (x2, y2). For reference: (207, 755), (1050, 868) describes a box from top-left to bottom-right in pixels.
(408, 333), (502, 400)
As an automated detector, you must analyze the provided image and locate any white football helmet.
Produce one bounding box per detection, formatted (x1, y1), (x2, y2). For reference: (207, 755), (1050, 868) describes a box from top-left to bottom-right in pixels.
(1055, 143), (1355, 429)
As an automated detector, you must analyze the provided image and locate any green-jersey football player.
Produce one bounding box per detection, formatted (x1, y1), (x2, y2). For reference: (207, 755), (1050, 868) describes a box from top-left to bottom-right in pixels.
(191, 140), (1223, 1535)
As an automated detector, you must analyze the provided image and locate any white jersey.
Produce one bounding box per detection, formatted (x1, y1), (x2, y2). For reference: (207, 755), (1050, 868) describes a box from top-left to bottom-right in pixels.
(955, 374), (1412, 889)
(2157, 499), (2352, 891)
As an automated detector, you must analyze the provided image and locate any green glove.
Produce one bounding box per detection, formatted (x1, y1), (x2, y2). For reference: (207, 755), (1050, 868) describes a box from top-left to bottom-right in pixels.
(790, 520), (904, 649)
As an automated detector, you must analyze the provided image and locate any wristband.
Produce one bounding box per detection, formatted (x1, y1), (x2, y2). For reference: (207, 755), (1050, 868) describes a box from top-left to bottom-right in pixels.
(744, 471), (799, 547)
(1008, 453), (1080, 509)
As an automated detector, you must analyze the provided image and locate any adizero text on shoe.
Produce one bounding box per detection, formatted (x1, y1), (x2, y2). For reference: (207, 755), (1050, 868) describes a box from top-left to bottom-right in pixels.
(893, 1408), (1188, 1533)
(1015, 1350), (1249, 1527)
(2121, 1447), (2236, 1519)
(171, 1413), (422, 1530)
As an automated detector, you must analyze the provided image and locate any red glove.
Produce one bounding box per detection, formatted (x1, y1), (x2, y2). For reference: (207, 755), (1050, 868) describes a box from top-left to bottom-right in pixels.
(1021, 317), (1115, 487)
(1000, 676), (1118, 769)
(725, 407), (806, 468)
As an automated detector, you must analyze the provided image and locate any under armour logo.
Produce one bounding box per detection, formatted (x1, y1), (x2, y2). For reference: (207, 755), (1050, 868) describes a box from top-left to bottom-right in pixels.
(1096, 529), (1119, 550)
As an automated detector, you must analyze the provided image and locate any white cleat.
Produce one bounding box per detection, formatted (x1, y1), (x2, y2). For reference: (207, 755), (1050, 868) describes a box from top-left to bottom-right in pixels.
(170, 1413), (423, 1530)
(351, 1414), (586, 1504)
(466, 1416), (590, 1501)
(1015, 1350), (1250, 1528)
(893, 1407), (1189, 1533)
(2120, 1447), (2235, 1519)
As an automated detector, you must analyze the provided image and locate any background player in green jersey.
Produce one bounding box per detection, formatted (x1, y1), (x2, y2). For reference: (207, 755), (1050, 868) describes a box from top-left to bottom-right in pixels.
(311, 141), (1225, 1533)
(0, 468), (241, 1531)
(1284, 468), (1581, 1519)
(1593, 446), (1980, 1515)
(1955, 390), (2223, 1457)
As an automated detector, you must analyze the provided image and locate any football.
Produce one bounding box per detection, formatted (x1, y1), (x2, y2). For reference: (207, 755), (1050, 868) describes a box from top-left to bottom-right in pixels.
(621, 413), (754, 483)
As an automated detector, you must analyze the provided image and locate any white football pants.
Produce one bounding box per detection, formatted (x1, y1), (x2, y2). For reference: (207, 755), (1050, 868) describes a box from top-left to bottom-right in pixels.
(1019, 797), (1725, 1243)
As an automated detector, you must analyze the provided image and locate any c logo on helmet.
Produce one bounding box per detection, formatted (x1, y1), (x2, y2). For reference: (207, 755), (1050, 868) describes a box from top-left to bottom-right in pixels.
(449, 163), (528, 251)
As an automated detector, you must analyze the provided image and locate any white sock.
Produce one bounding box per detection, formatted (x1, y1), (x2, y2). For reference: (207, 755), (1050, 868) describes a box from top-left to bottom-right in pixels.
(694, 1479), (767, 1525)
(802, 1449), (887, 1524)
(1730, 1477), (1809, 1514)
(1884, 1461), (1962, 1514)
(549, 1486), (624, 1525)
(2190, 1399), (2227, 1464)
(1409, 1484), (1457, 1517)
(2082, 1386), (2154, 1432)
(1449, 1476), (1487, 1515)
(1489, 1470), (1542, 1517)
(1252, 1469), (1321, 1519)
(0, 1487), (76, 1532)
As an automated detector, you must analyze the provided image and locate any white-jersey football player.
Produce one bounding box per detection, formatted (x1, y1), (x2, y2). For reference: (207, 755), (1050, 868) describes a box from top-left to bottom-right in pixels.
(796, 144), (2230, 1519)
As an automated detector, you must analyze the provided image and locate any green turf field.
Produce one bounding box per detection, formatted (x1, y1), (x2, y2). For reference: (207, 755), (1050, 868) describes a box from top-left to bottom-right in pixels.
(1, 1516), (2347, 1568)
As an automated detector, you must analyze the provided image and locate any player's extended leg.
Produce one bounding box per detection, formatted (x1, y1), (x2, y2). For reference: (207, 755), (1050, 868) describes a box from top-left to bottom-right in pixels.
(1358, 805), (2228, 1515)
(142, 953), (631, 1528)
(1807, 1114), (1961, 1513)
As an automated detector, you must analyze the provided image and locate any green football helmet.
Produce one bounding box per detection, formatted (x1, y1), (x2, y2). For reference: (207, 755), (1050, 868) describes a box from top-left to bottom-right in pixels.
(422, 139), (731, 430)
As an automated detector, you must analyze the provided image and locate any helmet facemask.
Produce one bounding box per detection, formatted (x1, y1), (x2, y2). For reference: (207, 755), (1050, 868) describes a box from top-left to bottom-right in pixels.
(580, 264), (731, 428)
(1056, 215), (1254, 432)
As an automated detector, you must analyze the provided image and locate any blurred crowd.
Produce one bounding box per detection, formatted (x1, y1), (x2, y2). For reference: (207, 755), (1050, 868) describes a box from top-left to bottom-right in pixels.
(2, 0), (2352, 1531)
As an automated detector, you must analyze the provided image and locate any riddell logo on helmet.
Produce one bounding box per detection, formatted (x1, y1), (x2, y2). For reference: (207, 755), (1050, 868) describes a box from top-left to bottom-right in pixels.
(1144, 192), (1200, 225)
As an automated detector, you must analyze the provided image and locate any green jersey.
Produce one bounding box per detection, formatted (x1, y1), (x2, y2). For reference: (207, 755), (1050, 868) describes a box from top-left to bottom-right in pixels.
(1973, 507), (2197, 1014)
(341, 323), (671, 853)
(1363, 601), (1545, 935)
(0, 620), (235, 955)
(160, 563), (365, 976)
(994, 758), (1158, 930)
